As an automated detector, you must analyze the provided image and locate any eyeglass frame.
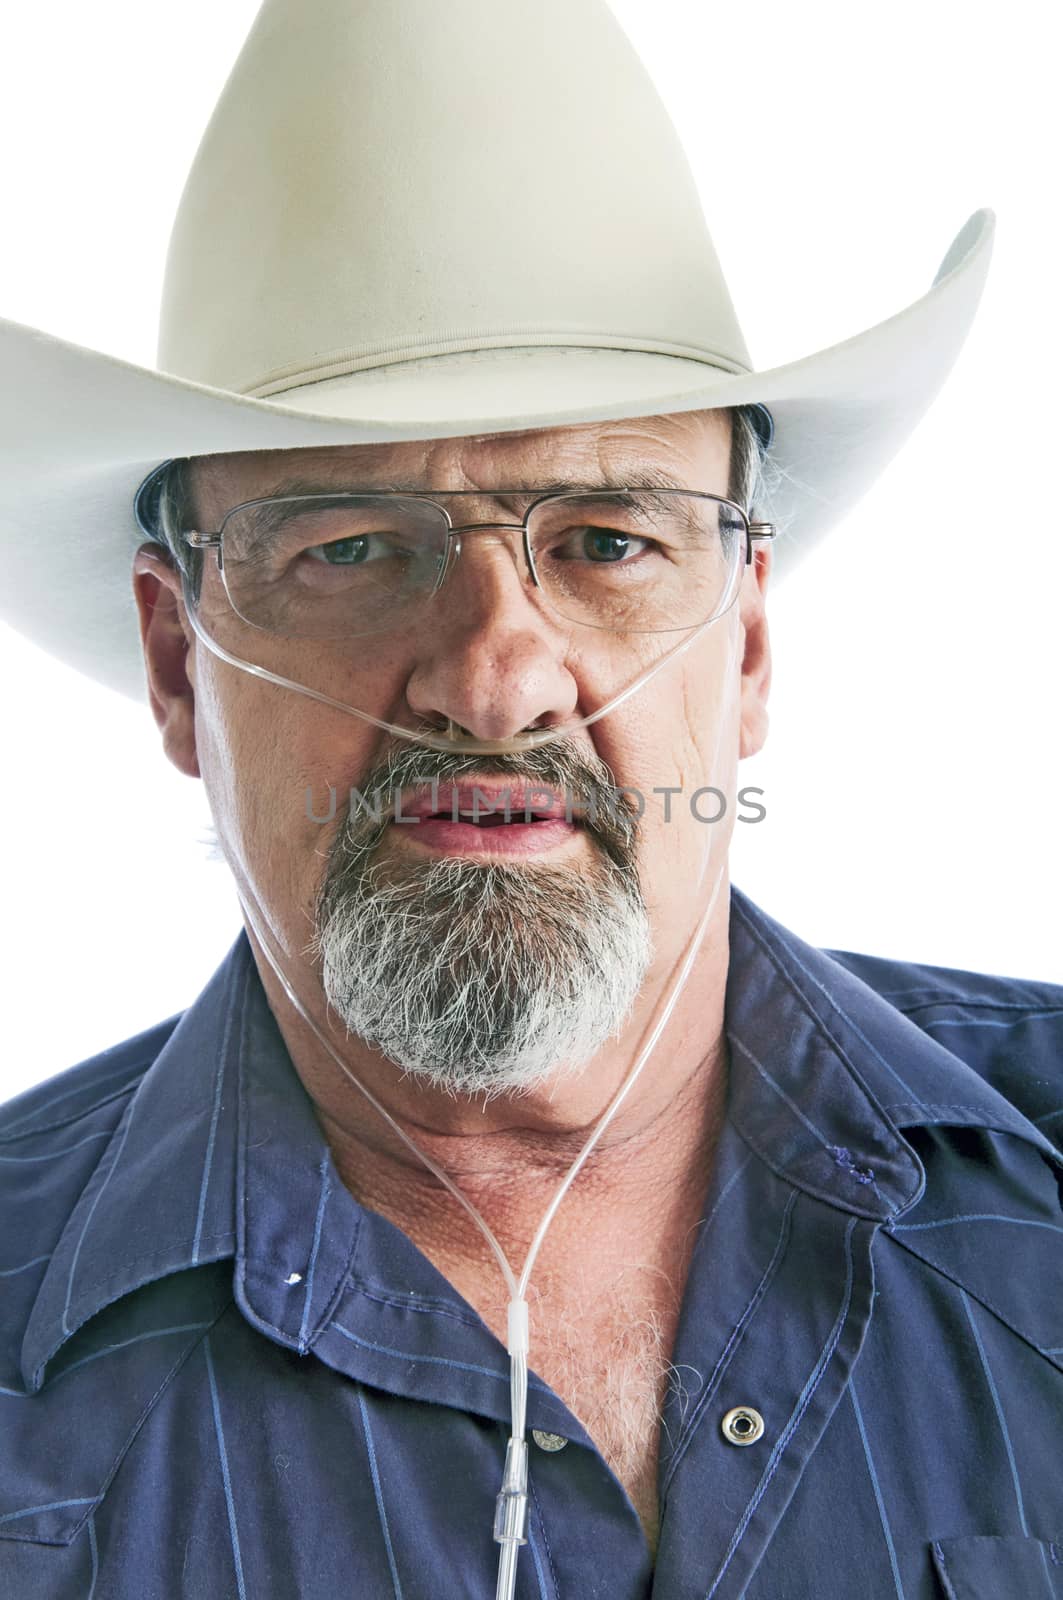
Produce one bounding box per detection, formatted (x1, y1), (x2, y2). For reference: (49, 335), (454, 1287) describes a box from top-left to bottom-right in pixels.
(164, 485), (775, 638)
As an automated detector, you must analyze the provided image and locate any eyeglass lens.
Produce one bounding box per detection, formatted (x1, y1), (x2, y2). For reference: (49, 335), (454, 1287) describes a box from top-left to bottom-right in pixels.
(216, 491), (747, 639)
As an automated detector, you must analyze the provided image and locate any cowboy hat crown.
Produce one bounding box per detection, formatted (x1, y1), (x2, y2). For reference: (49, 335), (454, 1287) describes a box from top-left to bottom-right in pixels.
(161, 0), (752, 399)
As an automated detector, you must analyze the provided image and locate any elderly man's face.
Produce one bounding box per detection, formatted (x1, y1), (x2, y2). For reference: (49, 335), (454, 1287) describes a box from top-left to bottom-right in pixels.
(138, 410), (771, 1097)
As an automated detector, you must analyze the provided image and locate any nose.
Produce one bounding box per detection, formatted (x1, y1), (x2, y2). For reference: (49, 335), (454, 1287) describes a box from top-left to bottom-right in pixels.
(404, 523), (579, 743)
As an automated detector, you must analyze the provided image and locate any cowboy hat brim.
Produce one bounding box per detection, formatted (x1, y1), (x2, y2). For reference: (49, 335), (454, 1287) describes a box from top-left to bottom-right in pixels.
(0, 208), (993, 703)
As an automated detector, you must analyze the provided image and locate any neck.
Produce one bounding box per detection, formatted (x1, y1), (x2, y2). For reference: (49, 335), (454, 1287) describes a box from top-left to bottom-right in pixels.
(246, 880), (732, 1282)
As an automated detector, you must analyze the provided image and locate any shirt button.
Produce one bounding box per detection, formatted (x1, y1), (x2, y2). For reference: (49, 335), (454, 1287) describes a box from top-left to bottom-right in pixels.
(531, 1430), (568, 1453)
(720, 1406), (765, 1446)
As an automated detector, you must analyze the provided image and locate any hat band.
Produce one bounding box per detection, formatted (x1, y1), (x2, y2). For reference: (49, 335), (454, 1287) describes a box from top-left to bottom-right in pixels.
(240, 331), (752, 400)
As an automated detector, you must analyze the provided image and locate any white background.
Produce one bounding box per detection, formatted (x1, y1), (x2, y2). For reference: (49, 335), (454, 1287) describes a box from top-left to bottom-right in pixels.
(1, 0), (1059, 1100)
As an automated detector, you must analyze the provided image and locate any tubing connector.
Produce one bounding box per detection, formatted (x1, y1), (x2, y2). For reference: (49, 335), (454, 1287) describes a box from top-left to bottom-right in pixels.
(493, 1437), (529, 1548)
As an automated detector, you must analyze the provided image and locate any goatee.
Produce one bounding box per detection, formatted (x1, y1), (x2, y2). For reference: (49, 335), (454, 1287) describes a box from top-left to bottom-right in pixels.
(307, 740), (652, 1098)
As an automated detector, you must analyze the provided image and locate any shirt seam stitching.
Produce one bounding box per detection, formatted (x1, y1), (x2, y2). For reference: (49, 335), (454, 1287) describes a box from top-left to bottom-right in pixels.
(234, 959), (365, 1353)
(1, 1301), (231, 1548)
(0, 1083), (146, 1146)
(51, 1232), (237, 1344)
(348, 1280), (486, 1333)
(731, 901), (928, 1163)
(885, 998), (1063, 1014)
(879, 1227), (1063, 1362)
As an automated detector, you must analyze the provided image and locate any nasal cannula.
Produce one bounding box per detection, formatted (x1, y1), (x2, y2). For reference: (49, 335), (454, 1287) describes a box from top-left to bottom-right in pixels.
(184, 570), (741, 1600)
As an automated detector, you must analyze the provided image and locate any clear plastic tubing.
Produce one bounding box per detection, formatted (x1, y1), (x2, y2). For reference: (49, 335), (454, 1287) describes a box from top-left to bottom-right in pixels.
(236, 858), (724, 1600)
(185, 591), (728, 754)
(194, 596), (739, 1596)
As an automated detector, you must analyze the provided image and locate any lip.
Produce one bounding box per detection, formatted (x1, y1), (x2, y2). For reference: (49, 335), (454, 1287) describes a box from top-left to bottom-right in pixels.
(398, 781), (576, 823)
(392, 814), (581, 857)
(389, 778), (583, 859)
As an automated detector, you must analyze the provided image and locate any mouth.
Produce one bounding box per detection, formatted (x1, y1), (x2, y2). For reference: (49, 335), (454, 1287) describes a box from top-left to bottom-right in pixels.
(422, 809), (559, 827)
(392, 781), (584, 856)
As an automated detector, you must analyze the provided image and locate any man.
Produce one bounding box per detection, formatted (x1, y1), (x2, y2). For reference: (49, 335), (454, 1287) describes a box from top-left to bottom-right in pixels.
(1, 2), (1061, 1598)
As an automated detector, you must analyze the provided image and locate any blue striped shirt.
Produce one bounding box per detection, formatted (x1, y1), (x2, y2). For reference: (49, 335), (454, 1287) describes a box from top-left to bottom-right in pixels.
(1, 888), (1061, 1598)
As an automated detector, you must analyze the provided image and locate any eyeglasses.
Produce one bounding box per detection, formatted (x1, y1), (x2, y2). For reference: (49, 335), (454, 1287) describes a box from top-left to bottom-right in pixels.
(180, 489), (776, 639)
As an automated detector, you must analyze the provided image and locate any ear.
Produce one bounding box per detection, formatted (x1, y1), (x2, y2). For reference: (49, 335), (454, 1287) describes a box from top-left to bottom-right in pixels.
(738, 545), (772, 760)
(132, 544), (200, 779)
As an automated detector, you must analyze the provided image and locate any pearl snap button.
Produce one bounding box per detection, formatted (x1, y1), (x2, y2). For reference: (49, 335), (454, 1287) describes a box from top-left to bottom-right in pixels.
(531, 1430), (568, 1453)
(721, 1406), (765, 1446)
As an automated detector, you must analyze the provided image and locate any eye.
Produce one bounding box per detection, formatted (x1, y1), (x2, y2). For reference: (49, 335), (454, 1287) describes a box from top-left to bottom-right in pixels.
(553, 526), (655, 563)
(305, 534), (373, 565)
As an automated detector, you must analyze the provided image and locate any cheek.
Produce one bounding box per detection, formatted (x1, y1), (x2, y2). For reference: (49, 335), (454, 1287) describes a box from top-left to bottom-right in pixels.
(196, 647), (418, 939)
(192, 660), (322, 882)
(631, 635), (742, 886)
(643, 620), (743, 783)
(193, 602), (415, 810)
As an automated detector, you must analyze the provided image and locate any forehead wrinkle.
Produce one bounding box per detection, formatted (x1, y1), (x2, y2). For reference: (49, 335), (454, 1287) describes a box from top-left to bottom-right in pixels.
(439, 415), (701, 491)
(592, 436), (684, 498)
(191, 410), (730, 512)
(597, 410), (729, 458)
(192, 441), (436, 509)
(452, 420), (698, 498)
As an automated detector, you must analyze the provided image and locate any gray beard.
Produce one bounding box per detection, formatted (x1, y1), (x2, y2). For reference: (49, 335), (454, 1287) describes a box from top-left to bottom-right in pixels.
(307, 744), (652, 1099)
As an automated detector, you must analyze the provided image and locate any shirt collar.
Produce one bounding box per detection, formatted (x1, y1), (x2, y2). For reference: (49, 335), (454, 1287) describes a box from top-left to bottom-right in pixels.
(727, 891), (1062, 1178)
(21, 888), (1061, 1391)
(20, 944), (243, 1391)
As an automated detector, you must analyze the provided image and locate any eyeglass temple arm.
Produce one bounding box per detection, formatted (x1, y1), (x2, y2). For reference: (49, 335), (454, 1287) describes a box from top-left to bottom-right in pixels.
(746, 522), (776, 564)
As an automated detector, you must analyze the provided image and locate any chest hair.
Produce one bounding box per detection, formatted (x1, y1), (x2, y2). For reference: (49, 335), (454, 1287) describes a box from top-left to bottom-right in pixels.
(490, 1264), (700, 1556)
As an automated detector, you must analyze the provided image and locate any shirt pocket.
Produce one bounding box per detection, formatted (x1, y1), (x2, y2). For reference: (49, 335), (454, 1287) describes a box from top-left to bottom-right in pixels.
(0, 1533), (94, 1600)
(931, 1534), (1063, 1597)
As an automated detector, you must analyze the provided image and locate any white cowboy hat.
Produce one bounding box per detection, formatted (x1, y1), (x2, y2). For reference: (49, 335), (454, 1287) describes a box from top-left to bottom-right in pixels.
(0, 0), (993, 704)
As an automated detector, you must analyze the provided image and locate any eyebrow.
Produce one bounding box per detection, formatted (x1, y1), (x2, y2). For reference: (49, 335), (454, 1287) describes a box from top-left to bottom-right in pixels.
(223, 467), (702, 556)
(251, 466), (695, 500)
